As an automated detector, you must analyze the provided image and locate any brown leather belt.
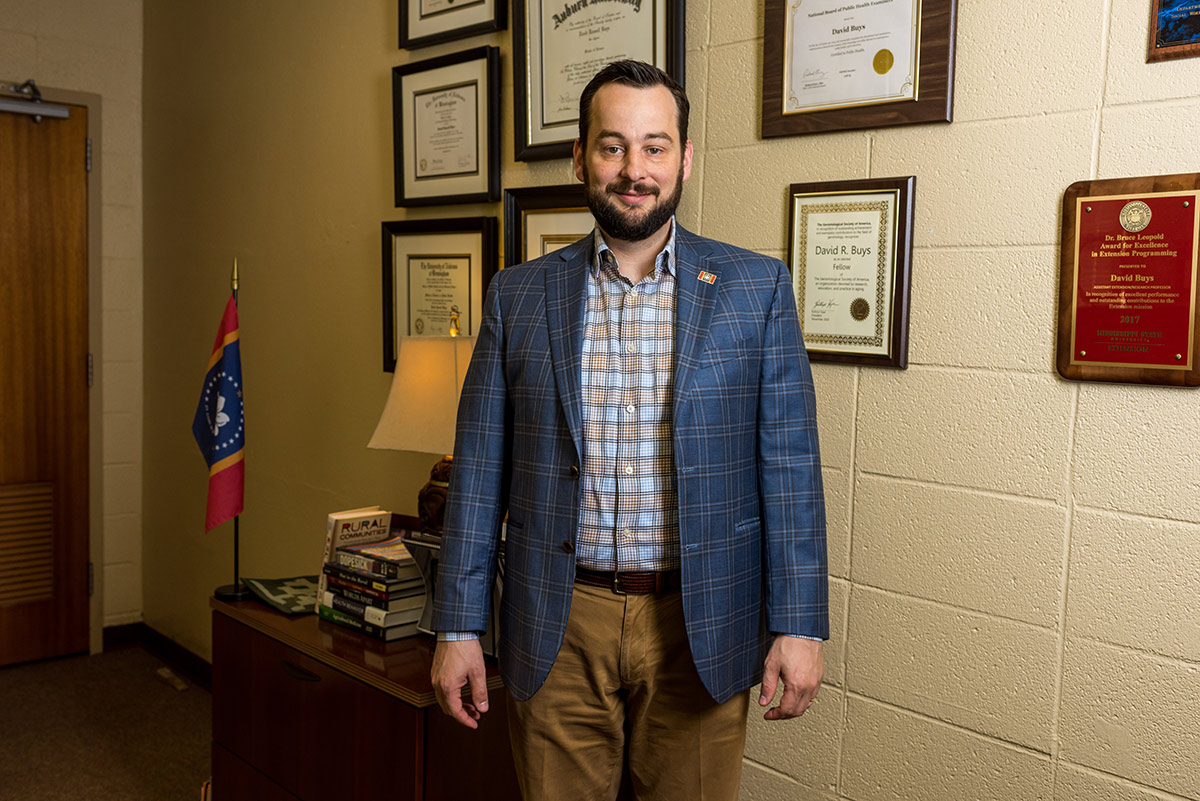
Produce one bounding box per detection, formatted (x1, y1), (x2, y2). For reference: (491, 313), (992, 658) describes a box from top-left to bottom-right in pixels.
(575, 566), (682, 595)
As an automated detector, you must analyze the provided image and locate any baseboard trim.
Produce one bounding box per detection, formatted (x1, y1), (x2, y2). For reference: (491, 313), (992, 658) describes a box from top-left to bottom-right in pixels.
(103, 622), (212, 692)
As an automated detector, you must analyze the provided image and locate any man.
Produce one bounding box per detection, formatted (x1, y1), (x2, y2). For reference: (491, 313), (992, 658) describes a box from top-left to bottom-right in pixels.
(431, 60), (828, 800)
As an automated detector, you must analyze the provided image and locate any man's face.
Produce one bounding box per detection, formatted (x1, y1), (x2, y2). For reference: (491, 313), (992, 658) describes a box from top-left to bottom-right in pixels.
(573, 83), (693, 244)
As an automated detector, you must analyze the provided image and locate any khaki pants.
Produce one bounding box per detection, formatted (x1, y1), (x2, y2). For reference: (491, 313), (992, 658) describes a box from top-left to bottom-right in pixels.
(508, 582), (751, 801)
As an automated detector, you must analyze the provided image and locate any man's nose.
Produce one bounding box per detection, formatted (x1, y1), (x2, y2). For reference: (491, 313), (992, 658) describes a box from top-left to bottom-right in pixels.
(619, 150), (646, 181)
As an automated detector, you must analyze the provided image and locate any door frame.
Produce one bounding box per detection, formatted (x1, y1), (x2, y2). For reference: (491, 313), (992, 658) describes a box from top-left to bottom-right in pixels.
(33, 86), (105, 655)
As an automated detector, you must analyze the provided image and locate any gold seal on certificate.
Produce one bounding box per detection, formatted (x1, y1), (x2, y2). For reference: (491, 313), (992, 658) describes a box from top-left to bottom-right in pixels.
(783, 0), (920, 115)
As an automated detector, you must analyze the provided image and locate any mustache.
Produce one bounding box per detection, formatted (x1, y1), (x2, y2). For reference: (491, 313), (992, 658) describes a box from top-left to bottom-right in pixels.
(606, 179), (659, 196)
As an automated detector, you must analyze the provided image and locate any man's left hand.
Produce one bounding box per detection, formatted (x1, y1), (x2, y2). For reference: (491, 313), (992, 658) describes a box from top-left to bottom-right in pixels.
(759, 636), (824, 720)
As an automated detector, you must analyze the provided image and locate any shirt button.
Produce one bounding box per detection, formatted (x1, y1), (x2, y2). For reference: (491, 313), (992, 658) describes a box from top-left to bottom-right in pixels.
(626, 343), (636, 354)
(624, 465), (634, 475)
(625, 404), (635, 414)
(622, 528), (631, 537)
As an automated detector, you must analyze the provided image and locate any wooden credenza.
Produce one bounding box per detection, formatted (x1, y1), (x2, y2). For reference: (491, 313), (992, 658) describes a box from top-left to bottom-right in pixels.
(211, 598), (521, 801)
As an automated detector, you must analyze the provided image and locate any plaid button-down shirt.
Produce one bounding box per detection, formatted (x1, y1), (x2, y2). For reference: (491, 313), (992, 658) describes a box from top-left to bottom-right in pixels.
(576, 224), (679, 572)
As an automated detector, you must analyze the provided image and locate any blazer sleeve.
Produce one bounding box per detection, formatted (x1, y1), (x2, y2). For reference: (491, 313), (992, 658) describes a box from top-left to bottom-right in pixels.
(430, 277), (510, 634)
(758, 258), (829, 640)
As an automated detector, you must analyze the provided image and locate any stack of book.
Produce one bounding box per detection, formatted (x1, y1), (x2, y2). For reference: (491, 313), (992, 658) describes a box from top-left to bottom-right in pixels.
(315, 507), (425, 642)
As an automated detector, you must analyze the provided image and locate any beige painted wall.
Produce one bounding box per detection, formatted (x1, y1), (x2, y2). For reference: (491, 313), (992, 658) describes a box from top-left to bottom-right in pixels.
(142, 1), (1200, 799)
(0, 0), (145, 632)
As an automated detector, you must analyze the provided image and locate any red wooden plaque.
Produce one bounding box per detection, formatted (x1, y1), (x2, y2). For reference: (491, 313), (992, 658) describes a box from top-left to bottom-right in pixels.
(1057, 173), (1200, 386)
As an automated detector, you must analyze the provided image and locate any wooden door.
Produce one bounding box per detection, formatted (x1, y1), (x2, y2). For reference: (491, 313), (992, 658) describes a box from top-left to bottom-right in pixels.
(0, 104), (91, 666)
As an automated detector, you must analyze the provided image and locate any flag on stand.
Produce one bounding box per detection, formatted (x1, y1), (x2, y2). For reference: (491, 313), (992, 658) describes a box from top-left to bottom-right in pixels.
(193, 294), (245, 531)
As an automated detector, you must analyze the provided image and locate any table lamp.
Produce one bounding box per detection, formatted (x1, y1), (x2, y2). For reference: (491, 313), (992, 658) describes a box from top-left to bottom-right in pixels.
(367, 315), (474, 533)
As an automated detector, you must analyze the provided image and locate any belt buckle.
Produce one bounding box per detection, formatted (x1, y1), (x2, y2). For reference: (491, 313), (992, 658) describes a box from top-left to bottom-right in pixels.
(612, 572), (626, 596)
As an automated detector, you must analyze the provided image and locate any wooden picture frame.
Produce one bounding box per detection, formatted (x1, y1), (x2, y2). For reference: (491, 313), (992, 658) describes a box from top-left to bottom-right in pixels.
(381, 216), (498, 371)
(392, 46), (500, 207)
(1056, 173), (1200, 386)
(786, 176), (914, 368)
(502, 184), (594, 267)
(512, 0), (686, 161)
(1147, 0), (1200, 62)
(399, 0), (506, 50)
(762, 0), (957, 138)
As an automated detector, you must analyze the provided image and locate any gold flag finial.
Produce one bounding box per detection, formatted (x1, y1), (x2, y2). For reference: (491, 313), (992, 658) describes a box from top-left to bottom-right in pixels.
(231, 258), (239, 292)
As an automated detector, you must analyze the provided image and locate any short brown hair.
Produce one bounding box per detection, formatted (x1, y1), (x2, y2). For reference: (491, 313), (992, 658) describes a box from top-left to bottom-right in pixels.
(578, 60), (689, 146)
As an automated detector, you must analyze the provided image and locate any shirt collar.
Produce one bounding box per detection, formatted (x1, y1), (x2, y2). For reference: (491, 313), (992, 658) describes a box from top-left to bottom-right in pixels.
(590, 218), (677, 281)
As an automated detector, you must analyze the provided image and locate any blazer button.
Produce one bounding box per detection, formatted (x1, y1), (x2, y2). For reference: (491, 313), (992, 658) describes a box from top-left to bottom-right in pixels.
(561, 540), (574, 553)
(568, 465), (580, 478)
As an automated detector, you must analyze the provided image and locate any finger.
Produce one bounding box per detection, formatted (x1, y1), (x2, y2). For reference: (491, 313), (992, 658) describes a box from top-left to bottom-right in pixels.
(759, 666), (780, 707)
(446, 689), (479, 729)
(468, 662), (490, 715)
(777, 680), (805, 718)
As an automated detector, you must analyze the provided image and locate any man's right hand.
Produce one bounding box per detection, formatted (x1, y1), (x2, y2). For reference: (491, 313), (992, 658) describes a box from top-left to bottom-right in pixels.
(431, 638), (489, 729)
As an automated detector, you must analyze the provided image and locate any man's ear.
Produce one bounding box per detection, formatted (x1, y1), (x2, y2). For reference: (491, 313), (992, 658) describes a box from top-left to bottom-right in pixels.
(682, 139), (693, 182)
(573, 139), (586, 183)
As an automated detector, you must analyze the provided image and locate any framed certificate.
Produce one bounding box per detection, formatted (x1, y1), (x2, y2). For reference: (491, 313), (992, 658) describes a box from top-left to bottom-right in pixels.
(400, 0), (505, 50)
(1056, 173), (1200, 386)
(786, 177), (914, 367)
(512, 0), (685, 161)
(762, 0), (957, 138)
(503, 184), (595, 267)
(392, 47), (500, 206)
(1147, 0), (1200, 62)
(381, 217), (498, 371)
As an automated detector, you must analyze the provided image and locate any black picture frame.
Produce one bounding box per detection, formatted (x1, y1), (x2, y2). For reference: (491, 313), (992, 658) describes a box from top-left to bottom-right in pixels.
(399, 0), (506, 50)
(512, 0), (686, 161)
(785, 176), (914, 369)
(502, 184), (593, 267)
(381, 216), (498, 372)
(392, 46), (500, 207)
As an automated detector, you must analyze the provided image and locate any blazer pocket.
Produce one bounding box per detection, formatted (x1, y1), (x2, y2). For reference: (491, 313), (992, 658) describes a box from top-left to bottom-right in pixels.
(735, 517), (761, 538)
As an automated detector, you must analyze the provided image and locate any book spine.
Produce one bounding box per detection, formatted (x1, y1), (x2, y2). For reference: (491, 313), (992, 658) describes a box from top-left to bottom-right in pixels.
(336, 551), (408, 578)
(322, 562), (400, 593)
(317, 604), (391, 641)
(324, 591), (388, 626)
(326, 578), (389, 606)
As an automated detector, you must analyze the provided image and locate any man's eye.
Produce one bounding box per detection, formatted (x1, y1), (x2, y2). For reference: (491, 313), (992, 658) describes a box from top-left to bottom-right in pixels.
(604, 146), (623, 155)
(647, 148), (663, 155)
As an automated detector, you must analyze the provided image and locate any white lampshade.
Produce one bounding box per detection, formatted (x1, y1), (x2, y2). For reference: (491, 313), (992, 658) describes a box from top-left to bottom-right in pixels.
(368, 336), (475, 455)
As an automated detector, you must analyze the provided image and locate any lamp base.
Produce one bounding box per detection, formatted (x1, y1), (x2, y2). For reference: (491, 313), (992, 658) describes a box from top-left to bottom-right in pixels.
(214, 582), (253, 602)
(417, 455), (453, 534)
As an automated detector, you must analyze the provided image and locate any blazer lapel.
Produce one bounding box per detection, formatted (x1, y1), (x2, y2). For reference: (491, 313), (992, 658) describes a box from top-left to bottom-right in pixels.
(673, 228), (719, 412)
(544, 235), (591, 455)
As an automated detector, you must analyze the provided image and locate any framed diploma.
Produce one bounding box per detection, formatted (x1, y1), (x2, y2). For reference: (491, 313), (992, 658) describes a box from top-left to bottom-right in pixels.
(1147, 0), (1200, 62)
(503, 184), (595, 267)
(400, 0), (505, 50)
(381, 217), (498, 371)
(512, 0), (686, 161)
(762, 0), (957, 138)
(392, 46), (500, 207)
(786, 177), (914, 368)
(1056, 173), (1200, 387)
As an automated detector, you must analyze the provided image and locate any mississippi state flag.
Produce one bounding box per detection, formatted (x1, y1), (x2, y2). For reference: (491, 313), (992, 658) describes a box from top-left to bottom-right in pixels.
(193, 295), (245, 531)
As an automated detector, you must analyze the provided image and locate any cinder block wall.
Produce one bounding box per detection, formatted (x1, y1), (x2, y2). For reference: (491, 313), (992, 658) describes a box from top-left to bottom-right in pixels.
(138, 1), (1200, 798)
(700, 2), (1200, 799)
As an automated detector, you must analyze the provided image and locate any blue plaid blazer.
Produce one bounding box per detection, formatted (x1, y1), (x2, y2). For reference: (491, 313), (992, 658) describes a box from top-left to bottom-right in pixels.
(432, 226), (828, 703)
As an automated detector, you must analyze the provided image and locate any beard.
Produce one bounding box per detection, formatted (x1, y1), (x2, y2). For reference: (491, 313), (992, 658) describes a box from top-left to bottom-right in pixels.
(584, 164), (684, 243)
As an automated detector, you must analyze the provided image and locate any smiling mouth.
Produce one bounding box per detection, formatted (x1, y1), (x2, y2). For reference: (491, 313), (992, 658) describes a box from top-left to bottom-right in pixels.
(609, 181), (658, 206)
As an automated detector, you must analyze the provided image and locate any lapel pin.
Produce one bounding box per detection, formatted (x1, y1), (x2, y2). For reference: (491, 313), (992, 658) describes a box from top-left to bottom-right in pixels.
(697, 271), (717, 285)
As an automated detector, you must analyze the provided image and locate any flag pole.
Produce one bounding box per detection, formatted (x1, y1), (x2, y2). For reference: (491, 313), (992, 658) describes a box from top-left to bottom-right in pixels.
(215, 257), (251, 602)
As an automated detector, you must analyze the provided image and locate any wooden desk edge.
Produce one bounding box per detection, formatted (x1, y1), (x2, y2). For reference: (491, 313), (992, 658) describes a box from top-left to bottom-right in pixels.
(211, 597), (505, 708)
